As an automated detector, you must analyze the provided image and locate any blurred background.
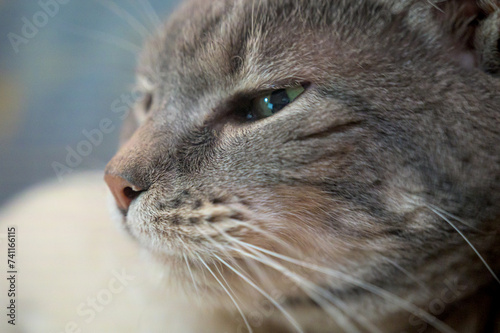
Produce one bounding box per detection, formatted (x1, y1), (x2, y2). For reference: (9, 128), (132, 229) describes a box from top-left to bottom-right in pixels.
(0, 0), (181, 206)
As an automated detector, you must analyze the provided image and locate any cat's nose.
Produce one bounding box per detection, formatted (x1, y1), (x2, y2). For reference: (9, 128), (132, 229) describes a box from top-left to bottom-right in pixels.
(104, 174), (145, 212)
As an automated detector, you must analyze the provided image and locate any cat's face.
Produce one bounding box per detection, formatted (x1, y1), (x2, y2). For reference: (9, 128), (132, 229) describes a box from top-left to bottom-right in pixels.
(105, 0), (500, 331)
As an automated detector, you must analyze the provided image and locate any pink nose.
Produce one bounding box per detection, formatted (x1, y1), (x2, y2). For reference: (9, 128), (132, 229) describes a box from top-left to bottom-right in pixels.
(104, 174), (144, 212)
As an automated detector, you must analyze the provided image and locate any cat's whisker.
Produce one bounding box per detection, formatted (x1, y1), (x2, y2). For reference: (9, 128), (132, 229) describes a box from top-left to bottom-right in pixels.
(228, 245), (371, 333)
(236, 241), (455, 333)
(195, 227), (304, 333)
(212, 260), (240, 301)
(426, 203), (486, 233)
(229, 218), (302, 256)
(191, 250), (209, 291)
(231, 240), (276, 292)
(197, 224), (279, 302)
(194, 252), (254, 333)
(205, 223), (374, 333)
(194, 223), (276, 331)
(218, 231), (380, 333)
(194, 226), (250, 278)
(212, 252), (305, 333)
(427, 205), (500, 285)
(204, 219), (451, 333)
(95, 0), (152, 38)
(250, 0), (256, 38)
(211, 259), (253, 324)
(183, 251), (202, 302)
(137, 0), (163, 30)
(63, 25), (141, 55)
(122, 0), (157, 35)
(385, 258), (432, 295)
(213, 220), (290, 289)
(427, 0), (445, 14)
(176, 235), (206, 292)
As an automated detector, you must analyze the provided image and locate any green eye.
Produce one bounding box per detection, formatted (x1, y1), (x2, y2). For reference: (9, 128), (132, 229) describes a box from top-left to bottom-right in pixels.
(247, 85), (305, 120)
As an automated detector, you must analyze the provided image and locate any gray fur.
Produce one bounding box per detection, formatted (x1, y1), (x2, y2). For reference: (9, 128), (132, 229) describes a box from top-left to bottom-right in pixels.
(105, 1), (500, 332)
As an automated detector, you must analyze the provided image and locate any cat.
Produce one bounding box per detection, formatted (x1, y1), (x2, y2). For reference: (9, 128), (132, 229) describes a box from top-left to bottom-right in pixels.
(102, 0), (500, 332)
(4, 0), (496, 332)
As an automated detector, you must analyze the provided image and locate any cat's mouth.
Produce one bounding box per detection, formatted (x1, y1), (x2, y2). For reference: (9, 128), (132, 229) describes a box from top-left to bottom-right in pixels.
(108, 189), (262, 256)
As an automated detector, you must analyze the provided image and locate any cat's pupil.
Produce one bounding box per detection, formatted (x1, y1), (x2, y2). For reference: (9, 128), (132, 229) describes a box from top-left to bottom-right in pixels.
(268, 89), (290, 113)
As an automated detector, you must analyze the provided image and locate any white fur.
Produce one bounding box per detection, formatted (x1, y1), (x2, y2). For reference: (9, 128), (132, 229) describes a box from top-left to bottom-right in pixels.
(0, 173), (237, 333)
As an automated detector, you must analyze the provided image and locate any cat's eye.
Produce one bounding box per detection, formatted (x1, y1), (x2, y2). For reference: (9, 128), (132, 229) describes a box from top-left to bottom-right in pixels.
(246, 85), (306, 120)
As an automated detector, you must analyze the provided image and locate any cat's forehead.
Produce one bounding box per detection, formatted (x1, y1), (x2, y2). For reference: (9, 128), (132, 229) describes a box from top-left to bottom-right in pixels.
(142, 1), (296, 83)
(138, 0), (399, 92)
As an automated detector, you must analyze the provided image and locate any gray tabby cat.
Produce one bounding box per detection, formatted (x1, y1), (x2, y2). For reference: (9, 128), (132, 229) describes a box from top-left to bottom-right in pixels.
(104, 0), (500, 332)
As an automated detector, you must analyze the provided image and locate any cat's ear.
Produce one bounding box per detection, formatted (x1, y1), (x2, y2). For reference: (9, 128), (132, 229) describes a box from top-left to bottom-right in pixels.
(434, 0), (500, 74)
